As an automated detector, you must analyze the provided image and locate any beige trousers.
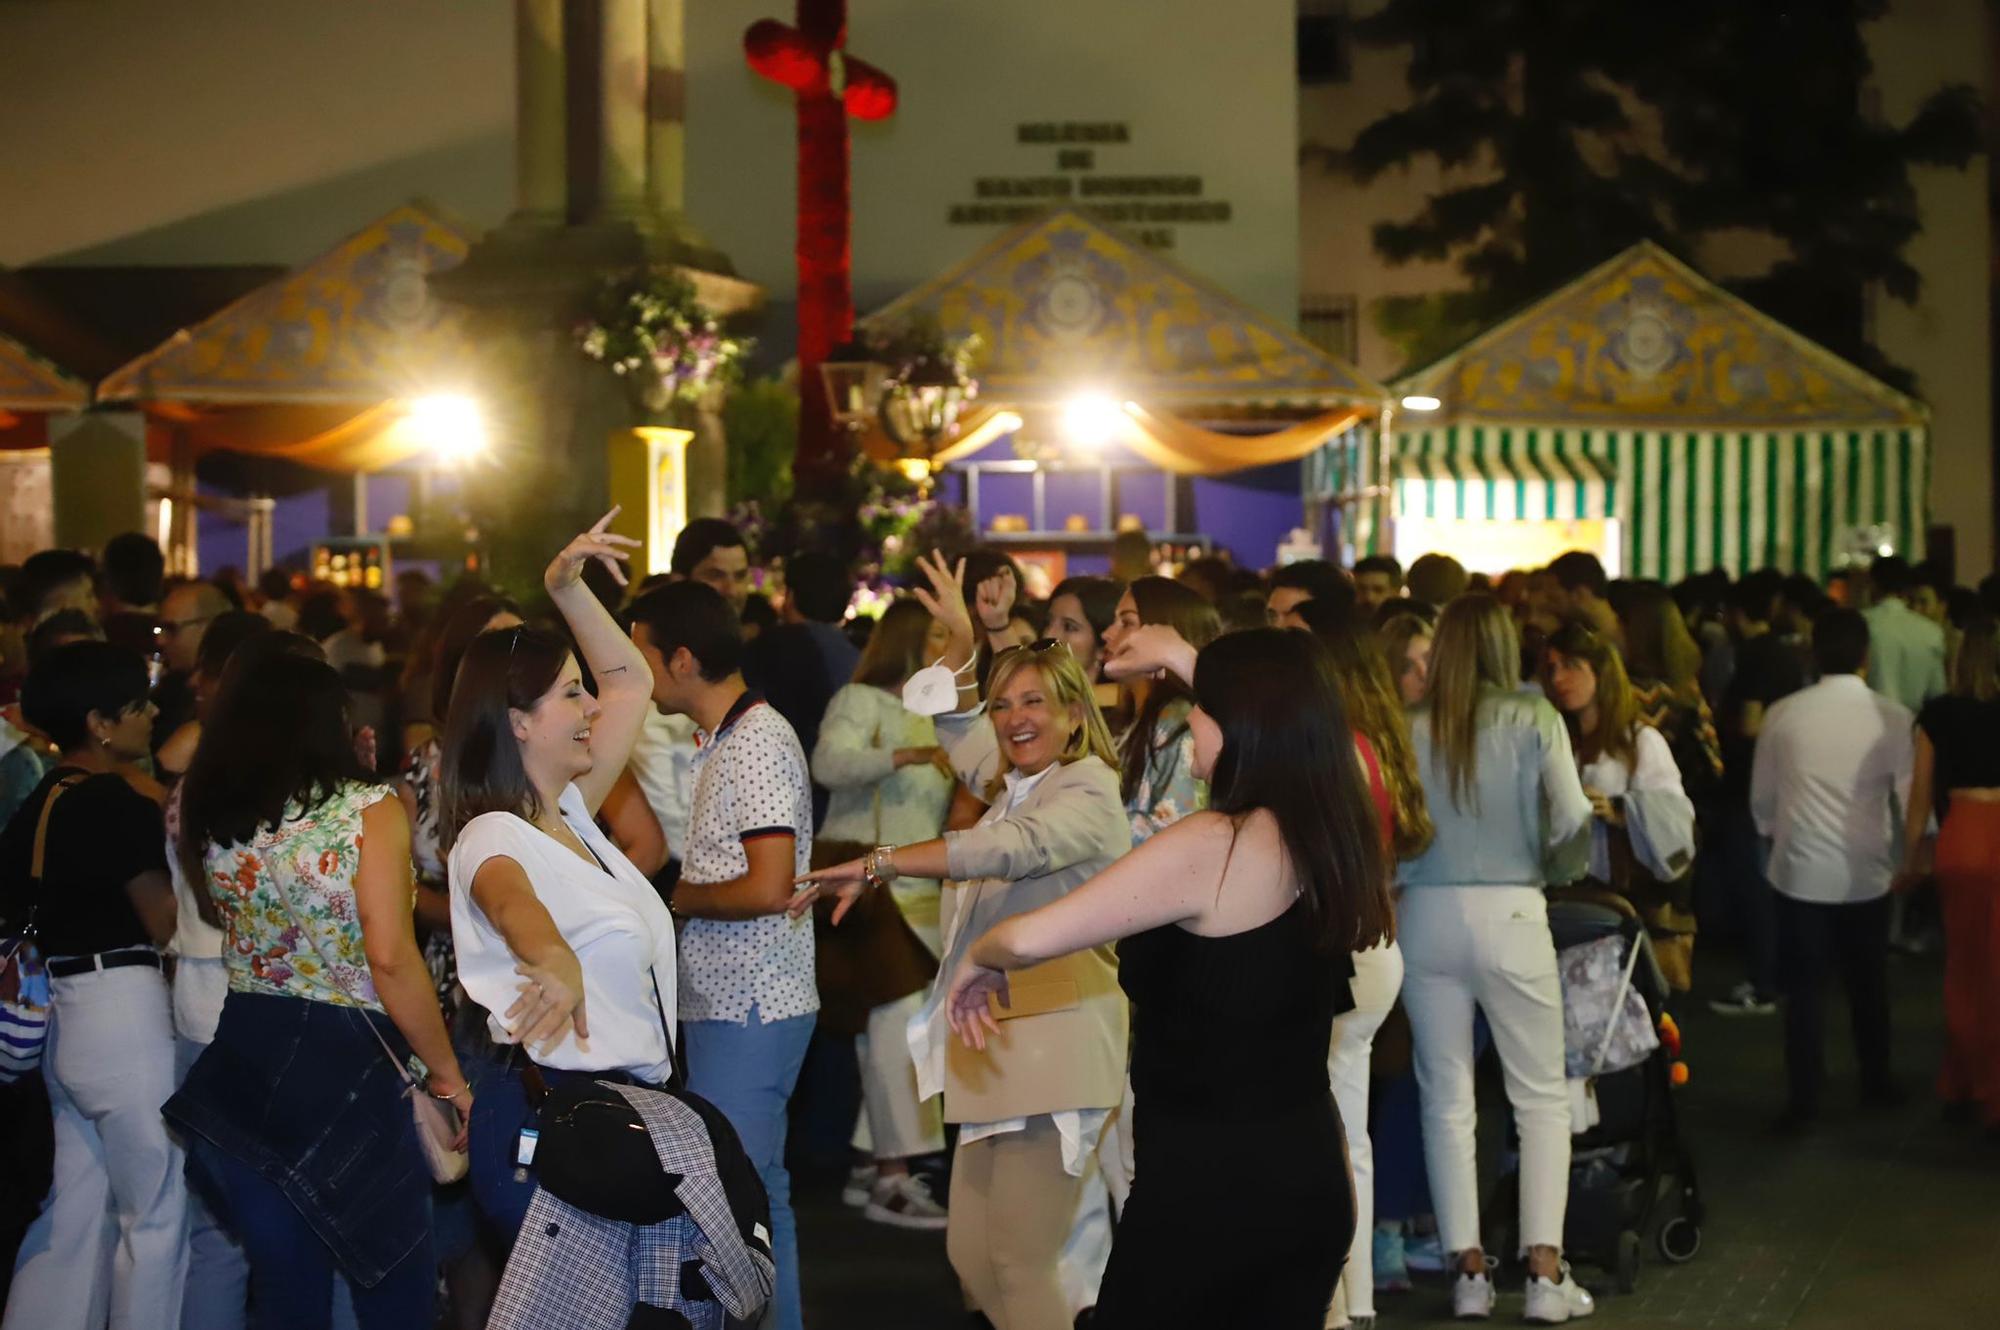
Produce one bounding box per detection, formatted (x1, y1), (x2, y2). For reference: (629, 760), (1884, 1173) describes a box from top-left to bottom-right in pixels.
(946, 1117), (1084, 1330)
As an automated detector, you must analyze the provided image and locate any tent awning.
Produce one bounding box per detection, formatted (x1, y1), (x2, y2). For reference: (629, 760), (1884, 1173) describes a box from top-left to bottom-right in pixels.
(1396, 429), (1609, 523)
(1393, 241), (1926, 431)
(862, 209), (1388, 413)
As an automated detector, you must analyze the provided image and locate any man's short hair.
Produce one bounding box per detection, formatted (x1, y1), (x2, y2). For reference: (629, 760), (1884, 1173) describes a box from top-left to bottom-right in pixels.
(1353, 554), (1402, 582)
(101, 532), (165, 607)
(627, 580), (743, 682)
(26, 609), (102, 663)
(787, 552), (852, 624)
(1812, 607), (1871, 676)
(1547, 550), (1610, 599)
(17, 549), (96, 619)
(1869, 555), (1913, 599)
(257, 566), (296, 602)
(1726, 575), (1778, 623)
(1269, 558), (1351, 607)
(670, 518), (747, 577)
(1405, 552), (1469, 608)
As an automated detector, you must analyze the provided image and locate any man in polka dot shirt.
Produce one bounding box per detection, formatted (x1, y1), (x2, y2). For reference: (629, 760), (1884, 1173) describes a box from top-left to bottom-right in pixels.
(629, 580), (817, 1330)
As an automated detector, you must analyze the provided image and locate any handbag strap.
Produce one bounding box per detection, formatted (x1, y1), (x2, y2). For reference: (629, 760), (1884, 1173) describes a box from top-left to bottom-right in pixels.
(255, 795), (416, 1089)
(20, 774), (85, 937)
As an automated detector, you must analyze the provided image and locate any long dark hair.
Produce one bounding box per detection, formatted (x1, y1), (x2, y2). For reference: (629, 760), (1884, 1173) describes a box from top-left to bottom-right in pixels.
(1117, 576), (1220, 803)
(429, 594), (521, 724)
(1193, 628), (1393, 955)
(176, 649), (371, 924)
(438, 624), (572, 846)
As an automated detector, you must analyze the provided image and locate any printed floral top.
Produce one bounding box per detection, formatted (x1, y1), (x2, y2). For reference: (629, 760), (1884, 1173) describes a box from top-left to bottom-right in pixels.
(205, 781), (396, 1012)
(1125, 696), (1206, 845)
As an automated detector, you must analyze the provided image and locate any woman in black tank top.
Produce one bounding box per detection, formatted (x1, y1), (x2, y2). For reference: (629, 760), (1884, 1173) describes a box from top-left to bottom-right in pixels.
(944, 628), (1394, 1328)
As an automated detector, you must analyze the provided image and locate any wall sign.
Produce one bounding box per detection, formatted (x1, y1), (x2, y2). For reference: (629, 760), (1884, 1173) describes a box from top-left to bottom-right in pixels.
(945, 122), (1234, 249)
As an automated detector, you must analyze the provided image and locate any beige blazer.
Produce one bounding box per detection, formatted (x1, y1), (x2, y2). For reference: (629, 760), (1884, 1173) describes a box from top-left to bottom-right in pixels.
(927, 732), (1133, 1124)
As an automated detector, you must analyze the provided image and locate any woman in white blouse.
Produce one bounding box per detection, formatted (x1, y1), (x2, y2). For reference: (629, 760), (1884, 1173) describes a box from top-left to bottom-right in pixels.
(812, 599), (956, 1229)
(1542, 619), (1698, 976)
(436, 513), (671, 1238)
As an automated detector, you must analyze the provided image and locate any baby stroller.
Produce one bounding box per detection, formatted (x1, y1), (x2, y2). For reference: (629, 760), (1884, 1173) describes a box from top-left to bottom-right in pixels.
(1484, 889), (1704, 1294)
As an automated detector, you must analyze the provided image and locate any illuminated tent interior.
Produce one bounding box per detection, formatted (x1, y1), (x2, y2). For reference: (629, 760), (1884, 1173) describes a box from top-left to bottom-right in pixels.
(857, 208), (1388, 571)
(1337, 241), (1930, 580)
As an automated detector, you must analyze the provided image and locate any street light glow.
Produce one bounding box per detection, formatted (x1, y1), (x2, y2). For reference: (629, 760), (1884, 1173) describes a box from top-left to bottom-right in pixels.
(1400, 394), (1442, 412)
(1061, 393), (1125, 449)
(407, 393), (487, 464)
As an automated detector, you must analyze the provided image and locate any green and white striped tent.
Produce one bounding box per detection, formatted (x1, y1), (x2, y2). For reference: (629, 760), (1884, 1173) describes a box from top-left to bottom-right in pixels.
(1328, 242), (1929, 581)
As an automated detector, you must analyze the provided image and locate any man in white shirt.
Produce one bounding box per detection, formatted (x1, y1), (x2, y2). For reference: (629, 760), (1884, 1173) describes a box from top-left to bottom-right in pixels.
(1860, 555), (1946, 713)
(1751, 608), (1912, 1131)
(628, 580), (816, 1330)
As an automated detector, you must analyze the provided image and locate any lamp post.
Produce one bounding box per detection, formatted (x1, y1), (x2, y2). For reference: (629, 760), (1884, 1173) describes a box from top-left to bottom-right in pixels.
(818, 338), (976, 492)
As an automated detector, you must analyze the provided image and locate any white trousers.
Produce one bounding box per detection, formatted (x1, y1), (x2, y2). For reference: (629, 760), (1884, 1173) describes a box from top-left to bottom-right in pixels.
(854, 988), (946, 1161)
(1326, 940), (1404, 1324)
(3, 965), (188, 1330)
(1398, 887), (1570, 1256)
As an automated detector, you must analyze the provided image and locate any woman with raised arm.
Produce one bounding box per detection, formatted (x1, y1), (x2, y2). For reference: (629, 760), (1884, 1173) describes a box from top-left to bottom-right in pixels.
(436, 512), (672, 1238)
(948, 625), (1393, 1328)
(794, 553), (1130, 1330)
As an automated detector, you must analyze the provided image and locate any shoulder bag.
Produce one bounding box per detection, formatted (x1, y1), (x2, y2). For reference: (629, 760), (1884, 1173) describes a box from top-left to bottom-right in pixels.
(261, 805), (468, 1184)
(811, 724), (941, 1036)
(0, 774), (84, 1085)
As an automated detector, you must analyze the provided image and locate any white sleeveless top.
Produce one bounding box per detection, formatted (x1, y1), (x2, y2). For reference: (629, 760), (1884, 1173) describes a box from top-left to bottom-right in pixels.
(448, 783), (677, 1084)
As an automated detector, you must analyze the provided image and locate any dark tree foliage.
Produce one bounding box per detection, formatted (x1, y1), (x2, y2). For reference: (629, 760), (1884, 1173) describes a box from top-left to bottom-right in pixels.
(1320, 0), (1982, 384)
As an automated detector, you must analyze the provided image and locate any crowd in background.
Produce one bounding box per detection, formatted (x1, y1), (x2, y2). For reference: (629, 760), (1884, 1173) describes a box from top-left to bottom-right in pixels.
(1, 516), (1996, 1330)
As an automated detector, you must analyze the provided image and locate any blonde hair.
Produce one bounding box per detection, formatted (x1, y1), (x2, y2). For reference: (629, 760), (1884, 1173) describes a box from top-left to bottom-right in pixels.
(984, 641), (1119, 800)
(1422, 593), (1520, 812)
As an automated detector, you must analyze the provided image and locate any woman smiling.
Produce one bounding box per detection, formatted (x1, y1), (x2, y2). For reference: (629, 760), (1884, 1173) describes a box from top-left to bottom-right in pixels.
(794, 552), (1130, 1330)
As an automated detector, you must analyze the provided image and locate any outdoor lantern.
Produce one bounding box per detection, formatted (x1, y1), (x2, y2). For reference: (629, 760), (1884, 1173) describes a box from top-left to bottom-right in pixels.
(879, 352), (975, 452)
(820, 339), (889, 431)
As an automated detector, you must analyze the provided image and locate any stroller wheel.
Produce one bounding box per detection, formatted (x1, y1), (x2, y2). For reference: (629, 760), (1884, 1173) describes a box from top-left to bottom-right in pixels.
(1658, 1216), (1702, 1264)
(1615, 1231), (1641, 1294)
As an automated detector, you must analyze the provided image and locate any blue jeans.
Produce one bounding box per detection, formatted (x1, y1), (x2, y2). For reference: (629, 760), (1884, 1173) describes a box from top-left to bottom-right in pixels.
(189, 1139), (431, 1330)
(463, 1043), (537, 1241)
(684, 1004), (816, 1330)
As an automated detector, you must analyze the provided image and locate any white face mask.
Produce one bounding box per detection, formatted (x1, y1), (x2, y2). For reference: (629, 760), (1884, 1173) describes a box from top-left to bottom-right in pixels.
(902, 656), (978, 717)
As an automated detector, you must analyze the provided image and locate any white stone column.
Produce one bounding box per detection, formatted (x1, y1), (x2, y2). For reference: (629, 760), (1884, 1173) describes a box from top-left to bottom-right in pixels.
(514, 0), (566, 222)
(645, 0), (686, 218)
(599, 0), (649, 219)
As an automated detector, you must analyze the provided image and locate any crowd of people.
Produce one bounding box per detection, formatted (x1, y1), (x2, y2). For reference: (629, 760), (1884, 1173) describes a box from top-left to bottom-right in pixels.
(1, 515), (1995, 1330)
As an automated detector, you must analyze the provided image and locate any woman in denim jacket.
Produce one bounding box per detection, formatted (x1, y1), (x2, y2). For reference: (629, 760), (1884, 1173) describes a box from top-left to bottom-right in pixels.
(167, 651), (465, 1330)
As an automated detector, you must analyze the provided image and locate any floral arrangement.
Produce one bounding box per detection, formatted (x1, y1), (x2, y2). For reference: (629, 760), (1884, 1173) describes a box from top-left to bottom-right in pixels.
(861, 313), (982, 379)
(576, 271), (750, 413)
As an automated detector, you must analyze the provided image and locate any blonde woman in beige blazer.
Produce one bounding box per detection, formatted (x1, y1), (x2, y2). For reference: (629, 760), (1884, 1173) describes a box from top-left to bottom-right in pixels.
(795, 553), (1132, 1330)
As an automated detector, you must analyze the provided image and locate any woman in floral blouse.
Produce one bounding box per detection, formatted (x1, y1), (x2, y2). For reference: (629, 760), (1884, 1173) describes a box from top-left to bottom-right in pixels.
(1101, 577), (1221, 843)
(167, 652), (464, 1330)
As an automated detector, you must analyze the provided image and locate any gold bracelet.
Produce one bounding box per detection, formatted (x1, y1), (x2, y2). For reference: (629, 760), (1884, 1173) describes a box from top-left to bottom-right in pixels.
(427, 1082), (469, 1102)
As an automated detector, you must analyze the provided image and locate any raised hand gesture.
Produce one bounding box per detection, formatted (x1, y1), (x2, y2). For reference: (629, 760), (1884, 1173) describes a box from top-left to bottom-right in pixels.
(912, 551), (975, 656)
(546, 508), (642, 594)
(974, 565), (1018, 636)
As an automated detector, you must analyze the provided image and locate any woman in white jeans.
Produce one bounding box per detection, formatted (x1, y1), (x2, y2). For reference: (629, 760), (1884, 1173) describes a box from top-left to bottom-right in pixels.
(1, 642), (184, 1330)
(1400, 595), (1595, 1324)
(812, 599), (956, 1228)
(1301, 602), (1434, 1330)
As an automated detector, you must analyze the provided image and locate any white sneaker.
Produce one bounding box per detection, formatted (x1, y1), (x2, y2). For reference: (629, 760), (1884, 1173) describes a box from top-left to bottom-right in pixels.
(863, 1172), (949, 1231)
(841, 1163), (877, 1208)
(1452, 1270), (1495, 1320)
(1523, 1262), (1596, 1324)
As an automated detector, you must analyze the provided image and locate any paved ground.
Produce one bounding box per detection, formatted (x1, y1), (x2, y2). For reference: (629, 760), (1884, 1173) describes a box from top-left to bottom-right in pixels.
(793, 941), (1999, 1329)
